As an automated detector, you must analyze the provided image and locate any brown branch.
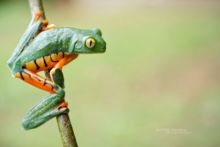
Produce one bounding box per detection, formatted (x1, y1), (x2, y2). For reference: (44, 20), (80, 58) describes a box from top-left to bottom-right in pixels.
(28, 0), (78, 147)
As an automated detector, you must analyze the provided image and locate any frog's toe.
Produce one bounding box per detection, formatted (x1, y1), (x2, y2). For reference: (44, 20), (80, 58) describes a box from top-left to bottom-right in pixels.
(34, 10), (42, 22)
(46, 24), (57, 30)
(53, 101), (69, 114)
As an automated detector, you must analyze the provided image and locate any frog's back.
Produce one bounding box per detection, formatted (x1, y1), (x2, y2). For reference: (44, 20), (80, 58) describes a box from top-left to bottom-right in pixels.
(18, 28), (75, 63)
(9, 28), (76, 73)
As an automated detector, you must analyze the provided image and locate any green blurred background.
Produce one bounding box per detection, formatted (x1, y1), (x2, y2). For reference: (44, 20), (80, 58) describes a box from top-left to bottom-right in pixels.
(0, 0), (220, 146)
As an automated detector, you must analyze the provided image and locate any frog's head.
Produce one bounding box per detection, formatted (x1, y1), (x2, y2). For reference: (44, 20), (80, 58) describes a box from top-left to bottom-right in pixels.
(73, 28), (106, 54)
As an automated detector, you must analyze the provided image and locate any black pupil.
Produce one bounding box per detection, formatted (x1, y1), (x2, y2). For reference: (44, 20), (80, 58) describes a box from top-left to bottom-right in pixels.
(89, 40), (93, 46)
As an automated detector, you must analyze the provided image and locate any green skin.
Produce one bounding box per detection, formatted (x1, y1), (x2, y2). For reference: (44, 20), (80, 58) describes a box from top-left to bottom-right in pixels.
(7, 18), (106, 130)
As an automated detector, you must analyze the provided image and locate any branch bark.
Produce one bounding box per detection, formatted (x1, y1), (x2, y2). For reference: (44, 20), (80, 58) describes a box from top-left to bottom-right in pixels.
(28, 0), (78, 147)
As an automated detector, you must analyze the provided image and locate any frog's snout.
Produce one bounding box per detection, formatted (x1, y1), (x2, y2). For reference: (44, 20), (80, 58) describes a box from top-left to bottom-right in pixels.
(103, 41), (106, 49)
(101, 40), (106, 52)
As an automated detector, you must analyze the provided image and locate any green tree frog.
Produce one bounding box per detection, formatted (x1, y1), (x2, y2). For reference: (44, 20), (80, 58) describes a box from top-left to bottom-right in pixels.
(7, 12), (106, 130)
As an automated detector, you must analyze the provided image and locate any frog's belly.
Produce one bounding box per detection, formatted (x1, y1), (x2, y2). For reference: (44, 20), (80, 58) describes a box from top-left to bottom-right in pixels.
(22, 52), (65, 72)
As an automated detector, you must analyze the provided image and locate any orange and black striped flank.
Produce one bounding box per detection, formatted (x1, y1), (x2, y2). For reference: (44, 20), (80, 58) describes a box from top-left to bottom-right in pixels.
(34, 59), (40, 70)
(43, 56), (48, 67)
(22, 51), (66, 72)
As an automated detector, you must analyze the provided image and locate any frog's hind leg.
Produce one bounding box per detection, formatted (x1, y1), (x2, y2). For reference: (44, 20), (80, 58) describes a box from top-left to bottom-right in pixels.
(13, 68), (69, 130)
(15, 69), (57, 93)
(13, 69), (69, 130)
(22, 89), (69, 130)
(15, 55), (77, 129)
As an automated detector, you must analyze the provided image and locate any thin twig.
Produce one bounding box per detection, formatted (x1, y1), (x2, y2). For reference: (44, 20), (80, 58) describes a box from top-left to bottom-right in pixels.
(28, 0), (78, 146)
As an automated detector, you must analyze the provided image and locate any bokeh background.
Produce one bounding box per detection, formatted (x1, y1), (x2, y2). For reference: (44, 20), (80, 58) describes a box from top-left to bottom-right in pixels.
(0, 0), (220, 146)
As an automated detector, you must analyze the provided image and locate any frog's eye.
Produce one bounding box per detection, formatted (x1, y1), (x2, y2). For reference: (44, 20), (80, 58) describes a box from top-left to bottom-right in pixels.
(85, 38), (96, 48)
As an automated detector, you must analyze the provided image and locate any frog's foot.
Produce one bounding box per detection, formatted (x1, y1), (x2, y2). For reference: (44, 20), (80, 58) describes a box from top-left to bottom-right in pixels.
(52, 101), (69, 116)
(40, 23), (57, 32)
(57, 101), (68, 111)
(34, 11), (57, 31)
(34, 11), (50, 31)
(34, 10), (42, 22)
(42, 20), (49, 29)
(45, 24), (57, 30)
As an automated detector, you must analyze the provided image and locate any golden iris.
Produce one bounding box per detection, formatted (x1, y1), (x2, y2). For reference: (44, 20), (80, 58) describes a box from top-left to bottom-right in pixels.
(85, 38), (96, 48)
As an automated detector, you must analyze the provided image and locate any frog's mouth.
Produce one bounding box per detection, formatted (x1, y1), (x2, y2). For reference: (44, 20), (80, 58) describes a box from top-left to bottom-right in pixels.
(74, 45), (106, 54)
(76, 49), (106, 54)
